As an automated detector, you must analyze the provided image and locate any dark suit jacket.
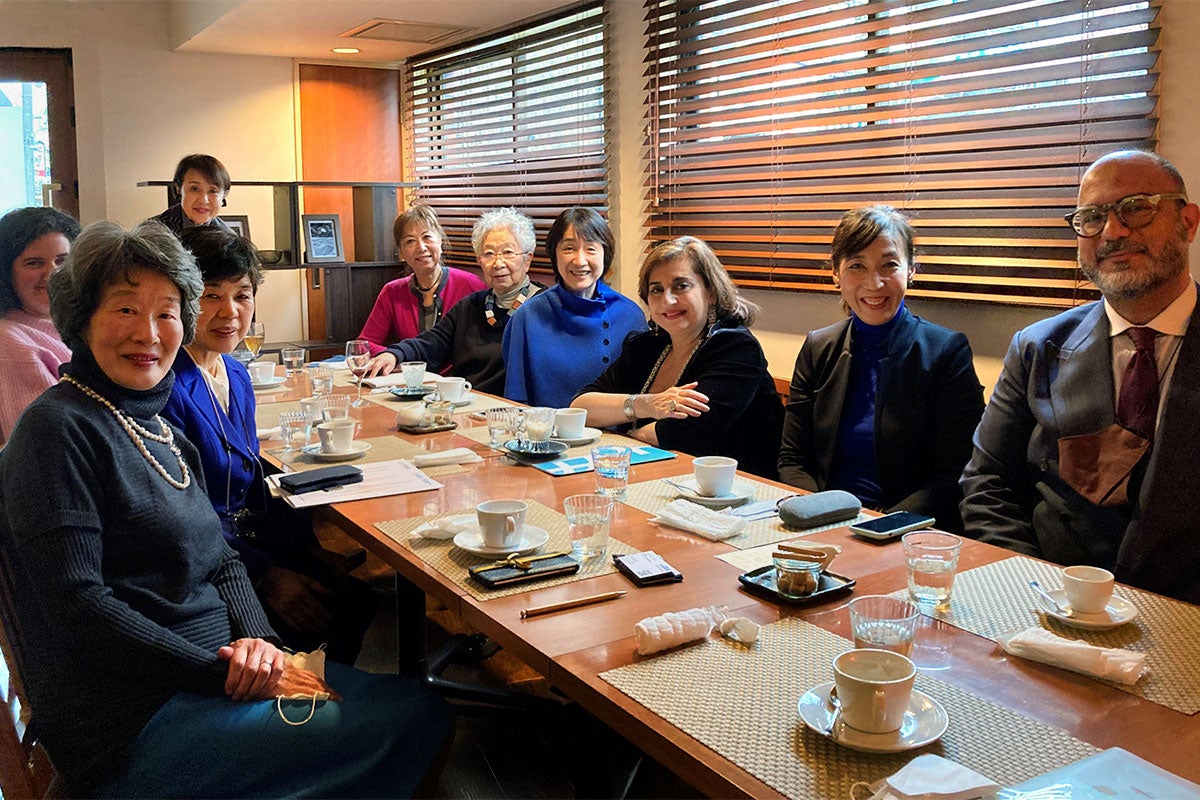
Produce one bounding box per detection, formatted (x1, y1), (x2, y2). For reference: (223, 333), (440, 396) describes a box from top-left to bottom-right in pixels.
(960, 287), (1200, 603)
(779, 311), (984, 531)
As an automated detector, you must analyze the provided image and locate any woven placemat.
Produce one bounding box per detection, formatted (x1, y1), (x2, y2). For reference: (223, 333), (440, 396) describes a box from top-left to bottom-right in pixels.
(362, 390), (520, 414)
(715, 518), (871, 572)
(600, 617), (1096, 798)
(375, 499), (636, 601)
(455, 426), (632, 458)
(621, 477), (852, 550)
(254, 399), (306, 432)
(267, 435), (470, 477)
(892, 556), (1200, 714)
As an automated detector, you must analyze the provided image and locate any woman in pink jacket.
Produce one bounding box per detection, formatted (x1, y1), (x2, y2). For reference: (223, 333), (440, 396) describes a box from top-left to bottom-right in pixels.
(357, 204), (485, 356)
(0, 206), (80, 443)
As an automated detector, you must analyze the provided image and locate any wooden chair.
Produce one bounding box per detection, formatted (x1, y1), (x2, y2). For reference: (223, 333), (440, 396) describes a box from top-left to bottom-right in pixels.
(0, 552), (61, 799)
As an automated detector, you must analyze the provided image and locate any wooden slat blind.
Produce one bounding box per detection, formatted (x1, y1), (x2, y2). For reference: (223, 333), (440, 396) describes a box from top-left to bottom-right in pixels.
(644, 0), (1161, 307)
(405, 1), (608, 277)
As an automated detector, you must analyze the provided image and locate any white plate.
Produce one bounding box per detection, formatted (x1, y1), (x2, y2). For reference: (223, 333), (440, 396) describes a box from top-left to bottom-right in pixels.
(551, 426), (602, 446)
(452, 525), (550, 557)
(301, 441), (371, 462)
(1037, 589), (1139, 630)
(798, 682), (948, 753)
(251, 376), (287, 390)
(666, 477), (754, 508)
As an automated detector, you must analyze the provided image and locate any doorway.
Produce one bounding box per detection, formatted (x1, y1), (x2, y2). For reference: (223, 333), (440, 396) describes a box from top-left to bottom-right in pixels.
(0, 48), (77, 219)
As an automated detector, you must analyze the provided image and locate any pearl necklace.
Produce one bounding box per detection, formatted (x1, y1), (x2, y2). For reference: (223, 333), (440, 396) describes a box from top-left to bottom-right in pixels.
(61, 374), (191, 490)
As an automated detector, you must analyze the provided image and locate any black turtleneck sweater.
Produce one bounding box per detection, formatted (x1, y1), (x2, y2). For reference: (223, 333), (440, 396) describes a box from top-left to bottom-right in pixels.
(0, 347), (275, 793)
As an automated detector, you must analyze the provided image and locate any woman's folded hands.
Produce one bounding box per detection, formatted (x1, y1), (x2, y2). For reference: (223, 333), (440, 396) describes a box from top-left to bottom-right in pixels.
(218, 637), (341, 702)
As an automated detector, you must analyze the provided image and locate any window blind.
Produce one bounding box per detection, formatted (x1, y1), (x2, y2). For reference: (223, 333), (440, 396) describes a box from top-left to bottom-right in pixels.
(405, 1), (608, 277)
(643, 0), (1160, 307)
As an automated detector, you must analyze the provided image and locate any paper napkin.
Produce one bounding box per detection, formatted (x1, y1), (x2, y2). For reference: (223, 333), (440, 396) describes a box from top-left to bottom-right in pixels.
(411, 447), (483, 468)
(851, 754), (1000, 800)
(997, 627), (1147, 685)
(648, 499), (746, 540)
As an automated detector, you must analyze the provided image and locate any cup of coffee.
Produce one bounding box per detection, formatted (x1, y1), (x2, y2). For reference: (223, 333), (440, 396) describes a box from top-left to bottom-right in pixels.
(554, 408), (587, 440)
(833, 649), (916, 734)
(400, 361), (426, 389)
(476, 500), (527, 549)
(248, 360), (276, 384)
(693, 455), (737, 497)
(316, 419), (356, 454)
(1061, 565), (1115, 614)
(436, 376), (472, 402)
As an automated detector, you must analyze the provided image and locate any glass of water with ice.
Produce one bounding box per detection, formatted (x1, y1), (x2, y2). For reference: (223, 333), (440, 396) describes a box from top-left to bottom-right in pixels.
(902, 531), (962, 608)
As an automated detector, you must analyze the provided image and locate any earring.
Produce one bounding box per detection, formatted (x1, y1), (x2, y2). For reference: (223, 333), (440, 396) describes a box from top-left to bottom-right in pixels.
(648, 319), (660, 334)
(707, 307), (717, 325)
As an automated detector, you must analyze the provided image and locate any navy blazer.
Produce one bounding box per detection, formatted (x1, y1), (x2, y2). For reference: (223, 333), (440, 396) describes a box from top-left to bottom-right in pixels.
(960, 287), (1200, 603)
(779, 311), (984, 532)
(162, 349), (269, 578)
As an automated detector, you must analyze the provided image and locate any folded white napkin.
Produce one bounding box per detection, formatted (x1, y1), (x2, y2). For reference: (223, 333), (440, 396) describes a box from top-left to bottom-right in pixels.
(257, 426), (281, 441)
(413, 515), (476, 540)
(851, 754), (1000, 800)
(395, 406), (427, 427)
(361, 372), (417, 389)
(411, 448), (483, 467)
(998, 627), (1147, 685)
(648, 499), (746, 540)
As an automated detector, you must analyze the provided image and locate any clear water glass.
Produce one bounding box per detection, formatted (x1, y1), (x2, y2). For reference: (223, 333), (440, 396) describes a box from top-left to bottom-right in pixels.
(278, 411), (311, 452)
(400, 361), (426, 389)
(320, 394), (351, 421)
(485, 408), (516, 448)
(847, 595), (920, 657)
(592, 445), (631, 499)
(281, 346), (305, 376)
(523, 407), (555, 443)
(310, 365), (334, 396)
(564, 494), (613, 561)
(902, 531), (962, 607)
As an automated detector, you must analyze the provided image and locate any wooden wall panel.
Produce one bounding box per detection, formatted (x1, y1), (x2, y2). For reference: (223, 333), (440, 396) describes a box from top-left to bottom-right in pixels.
(298, 63), (403, 340)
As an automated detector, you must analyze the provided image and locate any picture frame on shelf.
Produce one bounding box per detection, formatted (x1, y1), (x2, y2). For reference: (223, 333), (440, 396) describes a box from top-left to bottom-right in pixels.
(223, 215), (251, 241)
(301, 214), (344, 263)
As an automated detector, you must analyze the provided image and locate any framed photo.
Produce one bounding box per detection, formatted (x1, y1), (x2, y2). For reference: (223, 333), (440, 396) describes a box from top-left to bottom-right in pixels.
(301, 214), (344, 263)
(223, 215), (251, 241)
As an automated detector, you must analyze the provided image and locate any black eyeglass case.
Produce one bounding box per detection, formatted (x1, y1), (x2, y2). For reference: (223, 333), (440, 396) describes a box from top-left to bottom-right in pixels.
(278, 465), (364, 494)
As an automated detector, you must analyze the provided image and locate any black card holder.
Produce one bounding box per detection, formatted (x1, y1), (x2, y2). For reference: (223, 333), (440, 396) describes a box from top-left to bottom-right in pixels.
(278, 465), (363, 494)
(468, 554), (580, 589)
(613, 552), (683, 587)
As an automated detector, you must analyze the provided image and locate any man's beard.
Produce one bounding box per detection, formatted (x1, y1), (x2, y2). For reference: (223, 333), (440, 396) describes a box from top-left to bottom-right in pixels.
(1080, 223), (1189, 300)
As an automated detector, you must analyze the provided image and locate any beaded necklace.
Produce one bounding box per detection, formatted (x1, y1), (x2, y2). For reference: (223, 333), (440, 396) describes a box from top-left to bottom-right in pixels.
(639, 328), (708, 395)
(60, 373), (191, 490)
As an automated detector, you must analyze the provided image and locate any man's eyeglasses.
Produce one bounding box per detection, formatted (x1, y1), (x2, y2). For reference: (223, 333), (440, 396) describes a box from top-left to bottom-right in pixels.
(1064, 193), (1188, 238)
(480, 249), (530, 266)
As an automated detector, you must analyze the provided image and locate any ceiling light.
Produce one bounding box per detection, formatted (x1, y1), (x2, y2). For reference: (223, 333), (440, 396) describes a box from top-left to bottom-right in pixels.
(331, 47), (360, 54)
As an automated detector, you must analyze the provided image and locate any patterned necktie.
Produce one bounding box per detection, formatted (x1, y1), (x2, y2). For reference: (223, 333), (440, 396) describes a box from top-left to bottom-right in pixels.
(1117, 326), (1159, 440)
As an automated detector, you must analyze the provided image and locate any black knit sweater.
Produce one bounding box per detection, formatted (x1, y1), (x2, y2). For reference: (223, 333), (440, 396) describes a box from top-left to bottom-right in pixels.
(0, 347), (275, 793)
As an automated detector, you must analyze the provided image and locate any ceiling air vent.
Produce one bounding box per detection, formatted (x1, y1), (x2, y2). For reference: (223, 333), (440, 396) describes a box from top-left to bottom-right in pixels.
(340, 19), (471, 45)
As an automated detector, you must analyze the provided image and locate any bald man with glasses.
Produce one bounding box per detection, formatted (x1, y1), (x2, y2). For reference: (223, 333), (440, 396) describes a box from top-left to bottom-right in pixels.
(960, 150), (1200, 603)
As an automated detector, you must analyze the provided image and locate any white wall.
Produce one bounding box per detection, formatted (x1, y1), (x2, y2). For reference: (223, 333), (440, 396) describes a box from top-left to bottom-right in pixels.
(0, 0), (306, 340)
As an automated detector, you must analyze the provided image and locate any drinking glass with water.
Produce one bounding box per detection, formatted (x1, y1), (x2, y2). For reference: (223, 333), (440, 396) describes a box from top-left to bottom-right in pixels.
(592, 445), (631, 500)
(902, 531), (962, 607)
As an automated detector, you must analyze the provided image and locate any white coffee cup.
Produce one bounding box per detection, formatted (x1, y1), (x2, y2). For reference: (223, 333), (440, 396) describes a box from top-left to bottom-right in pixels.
(316, 419), (356, 454)
(436, 376), (472, 402)
(476, 500), (527, 549)
(248, 360), (276, 384)
(1062, 565), (1115, 614)
(555, 408), (587, 440)
(693, 455), (737, 497)
(833, 648), (916, 734)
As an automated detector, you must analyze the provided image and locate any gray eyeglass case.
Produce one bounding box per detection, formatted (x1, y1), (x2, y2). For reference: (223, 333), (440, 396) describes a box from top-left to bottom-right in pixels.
(777, 490), (861, 529)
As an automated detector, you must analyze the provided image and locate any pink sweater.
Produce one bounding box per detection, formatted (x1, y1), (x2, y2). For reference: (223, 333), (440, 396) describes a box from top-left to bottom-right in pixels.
(0, 309), (71, 444)
(357, 267), (486, 356)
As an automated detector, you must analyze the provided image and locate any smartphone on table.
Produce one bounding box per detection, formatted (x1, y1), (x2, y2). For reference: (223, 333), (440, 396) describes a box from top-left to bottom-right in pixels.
(848, 511), (936, 541)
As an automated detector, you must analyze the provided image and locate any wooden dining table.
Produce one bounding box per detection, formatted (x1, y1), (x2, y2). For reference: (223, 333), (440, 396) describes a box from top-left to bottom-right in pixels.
(256, 372), (1200, 798)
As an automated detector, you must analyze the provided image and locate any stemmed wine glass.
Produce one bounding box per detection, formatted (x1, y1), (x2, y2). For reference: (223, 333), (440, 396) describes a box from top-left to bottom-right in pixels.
(241, 321), (266, 359)
(345, 339), (371, 407)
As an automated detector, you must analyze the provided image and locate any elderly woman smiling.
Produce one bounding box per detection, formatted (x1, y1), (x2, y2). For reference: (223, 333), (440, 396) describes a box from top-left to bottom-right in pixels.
(502, 207), (646, 407)
(0, 206), (80, 443)
(0, 220), (450, 797)
(573, 236), (783, 478)
(365, 206), (545, 394)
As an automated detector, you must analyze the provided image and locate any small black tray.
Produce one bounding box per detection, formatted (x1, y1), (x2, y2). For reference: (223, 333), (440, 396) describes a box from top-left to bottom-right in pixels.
(396, 422), (457, 435)
(388, 386), (436, 401)
(502, 439), (568, 463)
(738, 566), (855, 606)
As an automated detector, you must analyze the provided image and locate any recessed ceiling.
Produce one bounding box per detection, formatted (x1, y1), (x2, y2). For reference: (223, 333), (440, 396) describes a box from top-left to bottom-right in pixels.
(171, 0), (581, 64)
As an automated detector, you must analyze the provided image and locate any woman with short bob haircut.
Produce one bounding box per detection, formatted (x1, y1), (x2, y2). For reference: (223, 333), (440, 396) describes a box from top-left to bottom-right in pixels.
(502, 207), (645, 407)
(149, 153), (234, 235)
(778, 205), (984, 531)
(0, 206), (80, 442)
(357, 203), (486, 356)
(573, 236), (782, 478)
(0, 219), (450, 797)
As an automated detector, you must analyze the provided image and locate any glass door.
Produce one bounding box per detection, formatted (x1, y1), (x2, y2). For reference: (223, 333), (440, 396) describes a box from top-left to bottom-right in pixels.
(0, 48), (77, 218)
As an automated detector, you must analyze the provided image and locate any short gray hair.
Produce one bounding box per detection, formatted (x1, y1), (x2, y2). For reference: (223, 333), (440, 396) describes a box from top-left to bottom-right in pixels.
(50, 220), (203, 351)
(471, 207), (536, 256)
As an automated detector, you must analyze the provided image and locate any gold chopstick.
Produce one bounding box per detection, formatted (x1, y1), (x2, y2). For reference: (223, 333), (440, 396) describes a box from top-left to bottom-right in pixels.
(520, 590), (627, 619)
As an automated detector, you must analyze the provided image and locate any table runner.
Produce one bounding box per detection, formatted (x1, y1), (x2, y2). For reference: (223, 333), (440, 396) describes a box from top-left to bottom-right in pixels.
(455, 426), (636, 459)
(376, 499), (636, 601)
(621, 477), (859, 550)
(600, 617), (1097, 799)
(892, 556), (1200, 714)
(362, 389), (519, 414)
(267, 435), (469, 478)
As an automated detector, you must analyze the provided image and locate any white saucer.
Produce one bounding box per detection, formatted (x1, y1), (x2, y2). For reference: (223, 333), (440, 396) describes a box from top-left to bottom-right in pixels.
(452, 525), (550, 557)
(251, 376), (287, 390)
(1037, 589), (1139, 630)
(411, 515), (475, 541)
(798, 682), (948, 753)
(431, 392), (472, 407)
(670, 478), (754, 508)
(551, 426), (602, 446)
(301, 441), (371, 462)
